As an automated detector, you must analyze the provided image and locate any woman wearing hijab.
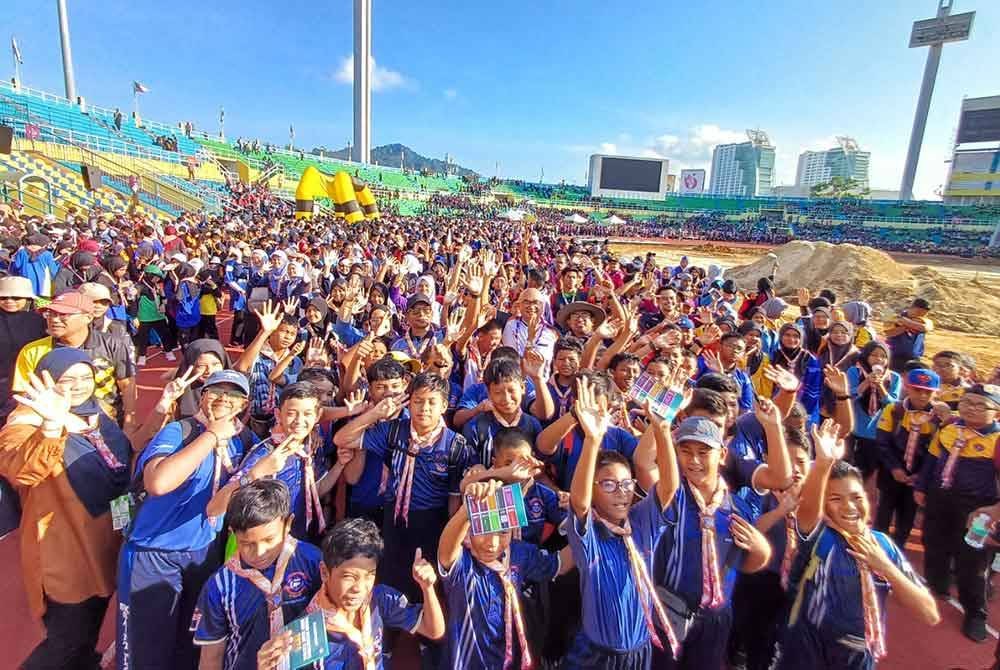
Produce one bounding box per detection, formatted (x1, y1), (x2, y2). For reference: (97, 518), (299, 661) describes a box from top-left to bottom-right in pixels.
(267, 250), (288, 299)
(798, 305), (833, 355)
(301, 296), (332, 341)
(847, 340), (902, 481)
(840, 300), (878, 349)
(171, 339), (231, 419)
(738, 276), (775, 319)
(0, 348), (131, 668)
(771, 322), (823, 425)
(415, 274), (443, 326)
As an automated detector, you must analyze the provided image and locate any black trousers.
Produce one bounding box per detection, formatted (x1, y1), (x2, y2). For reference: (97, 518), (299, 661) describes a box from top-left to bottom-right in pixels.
(229, 309), (246, 346)
(133, 320), (178, 356)
(851, 437), (880, 479)
(923, 487), (995, 620)
(729, 571), (786, 670)
(22, 595), (109, 670)
(197, 315), (219, 341)
(875, 470), (918, 548)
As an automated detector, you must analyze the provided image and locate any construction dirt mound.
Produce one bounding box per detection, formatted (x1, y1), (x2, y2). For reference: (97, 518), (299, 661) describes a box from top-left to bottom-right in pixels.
(724, 241), (1000, 335)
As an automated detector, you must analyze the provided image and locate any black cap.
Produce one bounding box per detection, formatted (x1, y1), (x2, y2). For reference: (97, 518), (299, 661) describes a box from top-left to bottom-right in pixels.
(912, 298), (932, 311)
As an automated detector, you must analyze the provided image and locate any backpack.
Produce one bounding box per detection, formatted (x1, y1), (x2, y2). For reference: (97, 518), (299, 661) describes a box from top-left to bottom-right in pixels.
(385, 418), (469, 473)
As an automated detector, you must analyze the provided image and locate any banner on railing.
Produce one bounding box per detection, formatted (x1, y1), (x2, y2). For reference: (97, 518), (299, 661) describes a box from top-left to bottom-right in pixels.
(24, 123), (40, 141)
(679, 169), (706, 194)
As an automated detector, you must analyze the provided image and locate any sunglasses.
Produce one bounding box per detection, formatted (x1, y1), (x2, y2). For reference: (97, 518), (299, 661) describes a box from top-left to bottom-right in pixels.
(595, 478), (638, 494)
(204, 388), (246, 401)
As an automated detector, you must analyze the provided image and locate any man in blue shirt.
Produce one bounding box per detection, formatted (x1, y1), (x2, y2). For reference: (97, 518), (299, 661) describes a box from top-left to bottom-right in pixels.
(117, 370), (258, 670)
(193, 479), (323, 670)
(10, 233), (61, 299)
(884, 298), (933, 372)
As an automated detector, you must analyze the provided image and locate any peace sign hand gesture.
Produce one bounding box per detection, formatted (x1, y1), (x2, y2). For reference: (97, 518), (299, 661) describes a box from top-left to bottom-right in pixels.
(155, 366), (202, 414)
(13, 370), (73, 430)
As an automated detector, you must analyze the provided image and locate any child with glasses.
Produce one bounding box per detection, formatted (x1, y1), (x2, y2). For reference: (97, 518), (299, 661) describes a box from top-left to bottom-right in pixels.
(561, 375), (678, 670)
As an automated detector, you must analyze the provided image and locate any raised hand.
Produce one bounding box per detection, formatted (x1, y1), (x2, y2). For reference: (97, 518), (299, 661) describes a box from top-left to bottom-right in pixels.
(574, 375), (610, 441)
(305, 336), (329, 367)
(412, 548), (438, 589)
(774, 487), (801, 515)
(205, 403), (243, 442)
(730, 514), (769, 555)
(596, 318), (623, 340)
(282, 297), (298, 315)
(445, 308), (465, 344)
(764, 365), (801, 393)
(156, 366), (202, 413)
(525, 313), (540, 344)
(13, 370), (73, 429)
(697, 324), (723, 346)
(823, 364), (849, 396)
(368, 394), (408, 422)
(250, 435), (306, 479)
(465, 264), (485, 296)
(754, 397), (783, 429)
(253, 300), (284, 334)
(521, 348), (545, 378)
(797, 287), (811, 308)
(343, 389), (369, 416)
(702, 350), (724, 373)
(811, 419), (844, 462)
(653, 329), (681, 350)
(466, 477), (503, 503)
(845, 531), (894, 575)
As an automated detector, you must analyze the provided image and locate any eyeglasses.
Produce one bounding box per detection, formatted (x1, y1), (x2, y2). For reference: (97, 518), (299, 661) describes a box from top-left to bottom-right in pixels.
(960, 398), (998, 412)
(595, 478), (638, 494)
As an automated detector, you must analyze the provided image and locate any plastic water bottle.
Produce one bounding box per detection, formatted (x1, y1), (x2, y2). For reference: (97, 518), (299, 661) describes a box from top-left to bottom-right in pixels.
(966, 513), (991, 549)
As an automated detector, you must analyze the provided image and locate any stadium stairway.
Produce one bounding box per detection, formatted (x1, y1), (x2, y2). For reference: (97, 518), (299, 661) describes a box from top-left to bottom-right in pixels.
(0, 150), (134, 218)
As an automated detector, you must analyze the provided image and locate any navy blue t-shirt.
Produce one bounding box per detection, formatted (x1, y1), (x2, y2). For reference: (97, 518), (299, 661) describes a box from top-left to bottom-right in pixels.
(462, 412), (543, 466)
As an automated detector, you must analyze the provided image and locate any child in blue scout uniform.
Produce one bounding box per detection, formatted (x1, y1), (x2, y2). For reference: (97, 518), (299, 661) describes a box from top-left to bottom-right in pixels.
(536, 370), (653, 492)
(650, 417), (772, 670)
(932, 350), (970, 412)
(255, 518), (445, 670)
(463, 358), (543, 466)
(193, 480), (323, 670)
(561, 376), (686, 670)
(345, 358), (409, 525)
(337, 372), (474, 602)
(438, 477), (574, 669)
(543, 336), (584, 423)
(733, 431), (811, 670)
(915, 383), (1000, 642)
(874, 368), (946, 549)
(773, 423), (939, 670)
(117, 370), (258, 670)
(719, 396), (794, 515)
(454, 346), (540, 430)
(237, 383), (341, 542)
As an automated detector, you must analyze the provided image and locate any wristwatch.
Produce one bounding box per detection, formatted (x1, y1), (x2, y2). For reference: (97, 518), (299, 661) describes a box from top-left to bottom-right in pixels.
(238, 473), (254, 488)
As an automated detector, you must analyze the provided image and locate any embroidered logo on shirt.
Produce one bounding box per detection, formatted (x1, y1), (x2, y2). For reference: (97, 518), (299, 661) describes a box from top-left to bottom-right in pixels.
(527, 497), (544, 520)
(432, 452), (449, 473)
(283, 571), (309, 599)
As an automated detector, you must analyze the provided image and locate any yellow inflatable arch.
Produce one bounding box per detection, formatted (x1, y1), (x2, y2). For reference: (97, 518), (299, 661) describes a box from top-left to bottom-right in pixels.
(294, 166), (380, 221)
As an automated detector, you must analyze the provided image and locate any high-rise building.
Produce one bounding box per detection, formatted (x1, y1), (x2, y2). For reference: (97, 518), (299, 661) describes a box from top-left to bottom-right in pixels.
(795, 137), (871, 189)
(709, 129), (775, 197)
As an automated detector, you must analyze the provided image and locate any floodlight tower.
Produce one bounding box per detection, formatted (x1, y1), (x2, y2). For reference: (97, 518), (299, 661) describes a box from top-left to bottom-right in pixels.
(900, 0), (975, 201)
(56, 0), (78, 101)
(353, 0), (372, 164)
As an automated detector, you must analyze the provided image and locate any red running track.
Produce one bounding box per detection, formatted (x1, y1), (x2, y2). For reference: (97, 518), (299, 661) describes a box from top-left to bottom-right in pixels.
(0, 313), (994, 669)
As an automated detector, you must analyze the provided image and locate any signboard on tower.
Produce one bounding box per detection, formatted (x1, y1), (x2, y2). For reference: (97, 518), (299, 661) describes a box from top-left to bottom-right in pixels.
(679, 169), (706, 194)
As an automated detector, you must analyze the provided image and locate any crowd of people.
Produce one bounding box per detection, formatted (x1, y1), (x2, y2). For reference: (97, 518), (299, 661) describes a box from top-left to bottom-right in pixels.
(1, 197), (1000, 670)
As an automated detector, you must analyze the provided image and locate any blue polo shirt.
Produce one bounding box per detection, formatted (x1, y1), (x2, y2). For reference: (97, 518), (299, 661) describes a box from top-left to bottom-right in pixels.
(462, 412), (543, 466)
(320, 585), (423, 669)
(363, 418), (473, 512)
(521, 481), (566, 545)
(567, 489), (669, 652)
(458, 380), (537, 413)
(192, 540), (323, 670)
(128, 420), (256, 551)
(238, 425), (334, 540)
(726, 414), (769, 517)
(652, 481), (750, 611)
(349, 409), (409, 513)
(695, 357), (755, 412)
(441, 542), (560, 669)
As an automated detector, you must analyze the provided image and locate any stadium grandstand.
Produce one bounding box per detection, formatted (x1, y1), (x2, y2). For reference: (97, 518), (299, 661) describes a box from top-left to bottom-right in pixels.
(1, 79), (998, 256)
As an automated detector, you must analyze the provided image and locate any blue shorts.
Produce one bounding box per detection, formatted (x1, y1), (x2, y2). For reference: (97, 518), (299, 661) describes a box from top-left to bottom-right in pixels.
(116, 542), (221, 670)
(564, 632), (652, 670)
(772, 622), (874, 670)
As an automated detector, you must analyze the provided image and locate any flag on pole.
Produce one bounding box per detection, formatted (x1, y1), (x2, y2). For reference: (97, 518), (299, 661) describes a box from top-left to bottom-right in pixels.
(289, 124), (295, 140)
(133, 81), (149, 94)
(11, 37), (23, 64)
(219, 107), (225, 124)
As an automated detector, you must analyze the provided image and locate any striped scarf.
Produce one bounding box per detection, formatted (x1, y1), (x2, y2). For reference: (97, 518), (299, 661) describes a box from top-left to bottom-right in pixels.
(593, 512), (680, 657)
(307, 587), (377, 670)
(902, 400), (933, 472)
(480, 553), (532, 670)
(225, 537), (298, 637)
(394, 419), (446, 526)
(686, 479), (728, 609)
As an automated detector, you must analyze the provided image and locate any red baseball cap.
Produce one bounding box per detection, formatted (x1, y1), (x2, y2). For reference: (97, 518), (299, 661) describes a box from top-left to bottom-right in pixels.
(42, 291), (94, 315)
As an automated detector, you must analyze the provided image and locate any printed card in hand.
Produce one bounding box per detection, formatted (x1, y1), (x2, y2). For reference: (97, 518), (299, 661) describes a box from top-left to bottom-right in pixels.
(283, 610), (329, 669)
(466, 483), (529, 536)
(627, 372), (684, 422)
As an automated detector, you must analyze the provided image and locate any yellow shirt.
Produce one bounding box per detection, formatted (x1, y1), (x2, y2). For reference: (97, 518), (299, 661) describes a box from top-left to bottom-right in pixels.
(199, 293), (218, 316)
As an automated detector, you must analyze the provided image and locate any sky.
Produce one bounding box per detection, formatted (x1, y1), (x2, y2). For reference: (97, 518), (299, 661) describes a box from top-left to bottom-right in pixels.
(6, 0), (999, 199)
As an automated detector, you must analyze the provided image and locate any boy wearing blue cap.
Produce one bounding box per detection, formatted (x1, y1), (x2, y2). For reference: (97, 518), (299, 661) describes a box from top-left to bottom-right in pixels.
(874, 368), (945, 548)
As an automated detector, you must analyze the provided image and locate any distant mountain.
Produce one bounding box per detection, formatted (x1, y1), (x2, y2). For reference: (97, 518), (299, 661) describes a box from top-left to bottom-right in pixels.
(309, 143), (477, 178)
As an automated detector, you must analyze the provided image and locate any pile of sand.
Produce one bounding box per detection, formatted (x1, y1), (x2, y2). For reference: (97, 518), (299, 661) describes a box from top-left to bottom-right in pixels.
(724, 241), (1000, 335)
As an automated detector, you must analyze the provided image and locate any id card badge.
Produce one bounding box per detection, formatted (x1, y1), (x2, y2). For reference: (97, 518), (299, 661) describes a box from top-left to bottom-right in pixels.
(110, 494), (133, 531)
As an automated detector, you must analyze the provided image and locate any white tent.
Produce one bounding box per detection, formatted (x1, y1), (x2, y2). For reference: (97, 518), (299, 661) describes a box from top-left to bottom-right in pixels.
(604, 214), (625, 225)
(563, 213), (587, 224)
(502, 208), (526, 222)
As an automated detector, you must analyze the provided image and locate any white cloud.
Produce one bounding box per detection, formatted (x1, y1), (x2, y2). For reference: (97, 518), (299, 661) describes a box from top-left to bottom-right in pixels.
(333, 55), (411, 91)
(599, 142), (617, 154)
(443, 88), (458, 100)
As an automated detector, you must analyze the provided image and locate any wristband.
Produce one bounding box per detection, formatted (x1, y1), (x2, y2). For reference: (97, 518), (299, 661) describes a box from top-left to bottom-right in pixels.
(835, 394), (851, 401)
